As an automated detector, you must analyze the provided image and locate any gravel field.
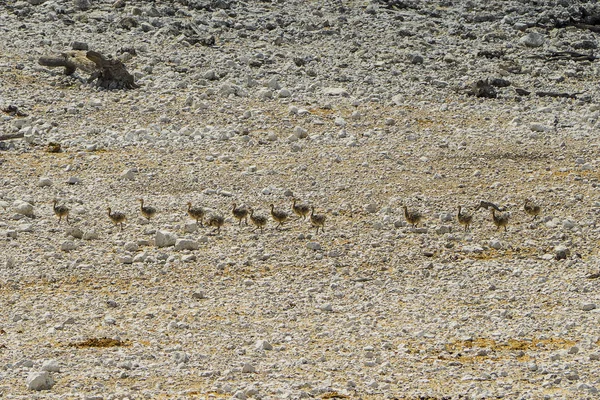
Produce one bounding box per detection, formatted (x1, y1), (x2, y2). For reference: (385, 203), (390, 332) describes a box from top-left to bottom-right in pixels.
(1, 0), (600, 399)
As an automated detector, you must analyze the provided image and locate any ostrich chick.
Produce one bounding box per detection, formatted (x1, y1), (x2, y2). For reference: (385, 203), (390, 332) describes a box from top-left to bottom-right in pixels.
(457, 206), (473, 232)
(53, 199), (70, 224)
(187, 202), (205, 226)
(403, 205), (422, 228)
(292, 198), (311, 220)
(139, 198), (157, 221)
(232, 203), (249, 226)
(270, 204), (289, 230)
(249, 207), (268, 233)
(310, 206), (326, 234)
(492, 209), (510, 232)
(107, 207), (126, 231)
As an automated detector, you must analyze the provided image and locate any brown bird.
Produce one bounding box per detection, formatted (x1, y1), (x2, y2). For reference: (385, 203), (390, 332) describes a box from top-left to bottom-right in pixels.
(457, 206), (473, 232)
(138, 198), (157, 221)
(107, 207), (126, 231)
(292, 198), (311, 220)
(310, 206), (326, 234)
(206, 213), (225, 234)
(232, 203), (249, 226)
(249, 207), (268, 233)
(524, 199), (541, 220)
(53, 199), (70, 224)
(403, 205), (422, 228)
(491, 209), (510, 232)
(186, 202), (205, 226)
(270, 204), (289, 230)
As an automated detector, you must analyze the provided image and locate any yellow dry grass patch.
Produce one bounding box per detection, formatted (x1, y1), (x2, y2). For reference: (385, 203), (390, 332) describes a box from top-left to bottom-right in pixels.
(322, 392), (349, 399)
(68, 337), (131, 348)
(446, 337), (575, 354)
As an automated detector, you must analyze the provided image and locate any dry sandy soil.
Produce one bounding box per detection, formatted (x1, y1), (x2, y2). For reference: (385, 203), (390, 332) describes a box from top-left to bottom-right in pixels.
(1, 1), (600, 399)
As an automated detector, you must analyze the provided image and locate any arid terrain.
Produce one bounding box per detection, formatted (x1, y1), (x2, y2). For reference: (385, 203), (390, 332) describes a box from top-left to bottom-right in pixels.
(1, 1), (600, 399)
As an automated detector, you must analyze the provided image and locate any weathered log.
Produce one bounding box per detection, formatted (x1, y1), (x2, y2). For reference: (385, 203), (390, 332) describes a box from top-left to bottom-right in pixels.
(0, 133), (25, 141)
(545, 51), (597, 62)
(39, 51), (96, 76)
(85, 51), (139, 90)
(2, 105), (28, 117)
(469, 79), (497, 99)
(535, 91), (582, 99)
(474, 201), (505, 212)
(38, 50), (139, 90)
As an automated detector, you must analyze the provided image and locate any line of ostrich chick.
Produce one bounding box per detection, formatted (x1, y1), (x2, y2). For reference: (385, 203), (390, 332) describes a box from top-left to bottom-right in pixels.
(51, 198), (542, 234)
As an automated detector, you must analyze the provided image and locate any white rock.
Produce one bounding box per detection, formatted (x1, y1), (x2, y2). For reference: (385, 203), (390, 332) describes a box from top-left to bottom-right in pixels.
(581, 303), (597, 311)
(489, 240), (502, 250)
(563, 219), (575, 230)
(530, 123), (550, 132)
(41, 360), (60, 372)
(118, 255), (133, 264)
(13, 200), (34, 217)
(255, 340), (273, 351)
(520, 32), (545, 47)
(323, 87), (349, 97)
(173, 351), (189, 364)
(82, 230), (99, 240)
(258, 89), (273, 100)
(175, 239), (199, 251)
(184, 222), (198, 233)
(155, 230), (177, 248)
(294, 126), (308, 139)
(242, 363), (255, 373)
(26, 371), (54, 391)
(66, 176), (81, 185)
(364, 203), (378, 213)
(320, 303), (333, 312)
(66, 227), (84, 239)
(307, 242), (321, 250)
(267, 77), (280, 90)
(334, 117), (346, 126)
(120, 169), (135, 180)
(61, 240), (77, 251)
(278, 89), (291, 98)
(37, 177), (52, 187)
(124, 241), (138, 252)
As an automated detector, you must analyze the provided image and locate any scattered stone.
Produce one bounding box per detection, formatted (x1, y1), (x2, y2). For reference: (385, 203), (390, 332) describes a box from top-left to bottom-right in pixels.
(26, 371), (55, 391)
(255, 340), (273, 351)
(520, 32), (545, 48)
(37, 177), (52, 187)
(82, 230), (99, 240)
(66, 226), (84, 239)
(323, 87), (349, 97)
(61, 240), (77, 251)
(120, 169), (136, 180)
(192, 290), (206, 299)
(13, 200), (34, 217)
(581, 303), (597, 311)
(41, 360), (60, 373)
(175, 239), (199, 251)
(307, 242), (321, 251)
(155, 231), (177, 248)
(241, 363), (255, 373)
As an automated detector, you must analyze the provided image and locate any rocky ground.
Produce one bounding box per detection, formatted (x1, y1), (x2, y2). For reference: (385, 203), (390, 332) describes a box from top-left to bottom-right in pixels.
(1, 0), (600, 399)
